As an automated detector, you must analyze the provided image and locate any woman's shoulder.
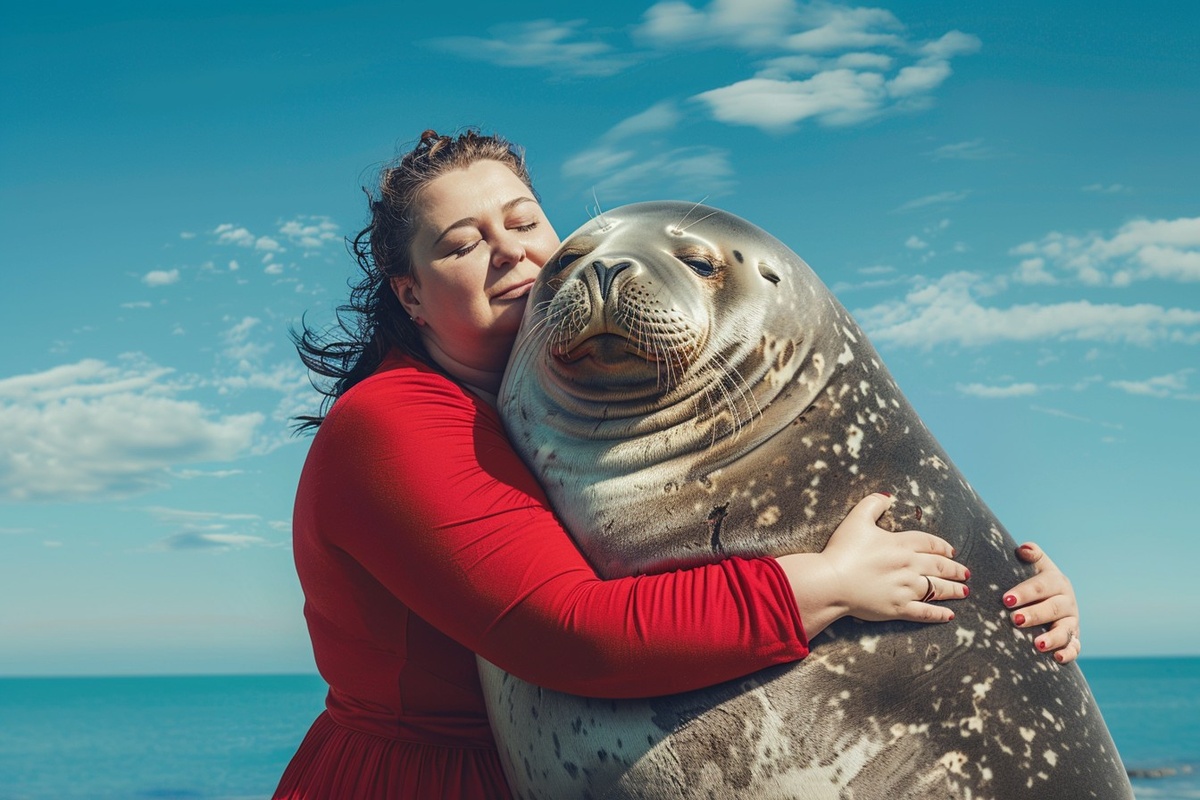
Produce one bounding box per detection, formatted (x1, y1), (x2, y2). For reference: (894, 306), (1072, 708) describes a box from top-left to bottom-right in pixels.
(324, 350), (481, 428)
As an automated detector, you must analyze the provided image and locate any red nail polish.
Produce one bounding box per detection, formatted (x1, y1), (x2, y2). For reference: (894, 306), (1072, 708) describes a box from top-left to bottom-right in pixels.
(963, 586), (970, 597)
(1014, 613), (1026, 626)
(948, 612), (955, 621)
(879, 491), (891, 497)
(1003, 594), (1017, 607)
(1037, 640), (1047, 650)
(1019, 544), (1035, 552)
(964, 569), (971, 580)
(1055, 652), (1065, 663)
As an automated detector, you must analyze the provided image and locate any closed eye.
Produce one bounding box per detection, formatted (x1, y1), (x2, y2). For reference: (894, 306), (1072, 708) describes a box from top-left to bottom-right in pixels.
(680, 255), (716, 277)
(555, 251), (582, 271)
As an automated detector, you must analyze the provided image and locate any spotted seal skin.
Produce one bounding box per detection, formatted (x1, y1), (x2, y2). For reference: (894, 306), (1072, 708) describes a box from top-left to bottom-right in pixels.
(479, 202), (1133, 799)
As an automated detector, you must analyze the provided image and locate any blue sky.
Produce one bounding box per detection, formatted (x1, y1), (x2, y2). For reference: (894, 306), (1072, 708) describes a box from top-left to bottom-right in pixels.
(2, 0), (1197, 676)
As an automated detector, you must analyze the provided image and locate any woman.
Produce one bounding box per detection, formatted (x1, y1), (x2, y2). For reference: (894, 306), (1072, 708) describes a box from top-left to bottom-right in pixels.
(274, 130), (1079, 799)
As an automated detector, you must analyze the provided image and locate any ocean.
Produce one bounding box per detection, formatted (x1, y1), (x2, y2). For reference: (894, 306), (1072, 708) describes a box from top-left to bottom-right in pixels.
(0, 657), (1196, 799)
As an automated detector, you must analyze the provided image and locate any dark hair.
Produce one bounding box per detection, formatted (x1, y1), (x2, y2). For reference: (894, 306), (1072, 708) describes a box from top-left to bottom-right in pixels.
(291, 129), (536, 432)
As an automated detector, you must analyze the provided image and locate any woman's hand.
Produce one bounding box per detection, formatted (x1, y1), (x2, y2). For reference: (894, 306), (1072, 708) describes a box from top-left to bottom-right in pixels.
(1003, 542), (1081, 664)
(778, 493), (969, 639)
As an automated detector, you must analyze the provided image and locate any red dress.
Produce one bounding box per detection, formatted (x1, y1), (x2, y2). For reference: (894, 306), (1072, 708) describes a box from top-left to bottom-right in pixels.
(273, 352), (810, 799)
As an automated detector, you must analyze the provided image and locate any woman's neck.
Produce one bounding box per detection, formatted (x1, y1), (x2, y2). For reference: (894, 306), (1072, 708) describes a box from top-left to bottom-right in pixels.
(422, 337), (507, 400)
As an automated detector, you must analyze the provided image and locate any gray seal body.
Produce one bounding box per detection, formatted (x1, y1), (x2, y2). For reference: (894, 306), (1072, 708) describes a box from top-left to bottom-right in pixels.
(481, 202), (1132, 799)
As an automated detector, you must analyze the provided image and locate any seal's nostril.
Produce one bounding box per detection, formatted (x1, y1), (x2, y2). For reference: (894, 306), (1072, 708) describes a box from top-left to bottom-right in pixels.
(593, 260), (631, 300)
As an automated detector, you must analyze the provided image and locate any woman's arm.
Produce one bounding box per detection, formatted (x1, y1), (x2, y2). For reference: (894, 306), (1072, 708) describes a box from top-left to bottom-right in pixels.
(307, 364), (965, 697)
(1003, 543), (1082, 664)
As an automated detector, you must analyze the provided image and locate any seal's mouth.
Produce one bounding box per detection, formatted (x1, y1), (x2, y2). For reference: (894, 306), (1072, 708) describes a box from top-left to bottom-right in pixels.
(552, 333), (659, 365)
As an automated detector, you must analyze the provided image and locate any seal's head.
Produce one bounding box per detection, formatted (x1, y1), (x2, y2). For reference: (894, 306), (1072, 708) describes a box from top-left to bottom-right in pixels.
(506, 201), (831, 445)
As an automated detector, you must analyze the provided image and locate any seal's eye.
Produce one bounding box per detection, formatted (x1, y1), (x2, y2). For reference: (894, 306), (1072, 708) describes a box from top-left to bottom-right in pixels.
(681, 255), (716, 277)
(555, 252), (582, 272)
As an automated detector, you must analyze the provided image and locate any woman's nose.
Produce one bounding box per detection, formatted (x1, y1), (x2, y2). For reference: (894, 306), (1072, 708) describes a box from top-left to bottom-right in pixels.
(491, 231), (526, 269)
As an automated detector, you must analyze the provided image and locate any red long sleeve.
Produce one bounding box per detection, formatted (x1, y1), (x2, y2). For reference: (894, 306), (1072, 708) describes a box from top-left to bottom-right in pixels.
(293, 353), (807, 722)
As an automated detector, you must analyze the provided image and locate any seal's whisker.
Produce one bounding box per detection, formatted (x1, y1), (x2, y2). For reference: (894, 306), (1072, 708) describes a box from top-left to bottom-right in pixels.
(592, 187), (609, 231)
(672, 197), (710, 234)
(677, 210), (719, 234)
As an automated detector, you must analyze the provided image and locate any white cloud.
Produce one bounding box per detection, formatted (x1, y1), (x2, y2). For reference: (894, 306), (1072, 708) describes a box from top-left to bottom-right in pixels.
(121, 301), (153, 309)
(570, 146), (734, 205)
(430, 19), (637, 77)
(220, 316), (273, 365)
(142, 269), (180, 287)
(643, 4), (979, 131)
(563, 102), (733, 201)
(214, 223), (292, 254)
(784, 5), (904, 52)
(1013, 257), (1057, 285)
(957, 382), (1039, 398)
(278, 216), (339, 249)
(696, 69), (888, 129)
(151, 531), (270, 552)
(920, 30), (982, 59)
(433, 4), (978, 134)
(895, 190), (970, 212)
(886, 61), (952, 97)
(1012, 216), (1200, 286)
(143, 507), (276, 552)
(1109, 369), (1196, 400)
(931, 139), (995, 160)
(214, 224), (256, 247)
(640, 0), (801, 48)
(179, 231), (196, 240)
(905, 235), (928, 250)
(856, 271), (1200, 349)
(0, 357), (262, 503)
(1082, 183), (1128, 194)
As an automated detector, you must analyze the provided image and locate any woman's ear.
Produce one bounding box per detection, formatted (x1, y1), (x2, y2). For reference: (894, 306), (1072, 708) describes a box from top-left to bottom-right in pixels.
(390, 276), (420, 317)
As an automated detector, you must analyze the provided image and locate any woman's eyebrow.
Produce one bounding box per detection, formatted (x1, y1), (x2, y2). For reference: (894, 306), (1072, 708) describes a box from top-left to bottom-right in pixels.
(433, 197), (539, 246)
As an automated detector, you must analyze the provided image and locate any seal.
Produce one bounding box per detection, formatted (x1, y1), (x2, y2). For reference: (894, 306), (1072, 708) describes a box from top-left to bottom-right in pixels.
(479, 202), (1133, 799)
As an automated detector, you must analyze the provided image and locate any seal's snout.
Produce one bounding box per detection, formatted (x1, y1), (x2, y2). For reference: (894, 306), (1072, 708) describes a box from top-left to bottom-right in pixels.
(592, 259), (631, 301)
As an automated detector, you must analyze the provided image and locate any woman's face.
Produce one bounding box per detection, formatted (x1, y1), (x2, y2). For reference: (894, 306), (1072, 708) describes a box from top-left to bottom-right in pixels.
(398, 160), (560, 371)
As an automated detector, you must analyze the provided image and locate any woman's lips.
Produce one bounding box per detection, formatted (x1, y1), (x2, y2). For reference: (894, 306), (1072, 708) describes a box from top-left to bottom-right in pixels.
(493, 278), (536, 301)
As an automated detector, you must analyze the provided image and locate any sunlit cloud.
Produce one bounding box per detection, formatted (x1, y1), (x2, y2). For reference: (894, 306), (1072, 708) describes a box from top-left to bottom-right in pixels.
(856, 271), (1200, 348)
(152, 531), (270, 552)
(664, 5), (980, 131)
(930, 139), (996, 160)
(957, 382), (1039, 398)
(1011, 216), (1200, 286)
(563, 102), (734, 201)
(895, 190), (970, 212)
(0, 357), (262, 503)
(1109, 369), (1197, 400)
(142, 269), (180, 287)
(214, 223), (286, 253)
(429, 19), (638, 77)
(278, 216), (339, 250)
(435, 3), (978, 133)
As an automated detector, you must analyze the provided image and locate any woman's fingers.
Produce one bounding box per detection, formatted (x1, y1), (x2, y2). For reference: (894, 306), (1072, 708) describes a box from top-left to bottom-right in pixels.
(899, 600), (958, 623)
(1009, 596), (1070, 629)
(925, 575), (970, 601)
(1005, 541), (1081, 662)
(1028, 618), (1083, 664)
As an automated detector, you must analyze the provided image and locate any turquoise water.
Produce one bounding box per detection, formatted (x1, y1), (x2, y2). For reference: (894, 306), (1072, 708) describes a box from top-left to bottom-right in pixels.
(0, 658), (1196, 799)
